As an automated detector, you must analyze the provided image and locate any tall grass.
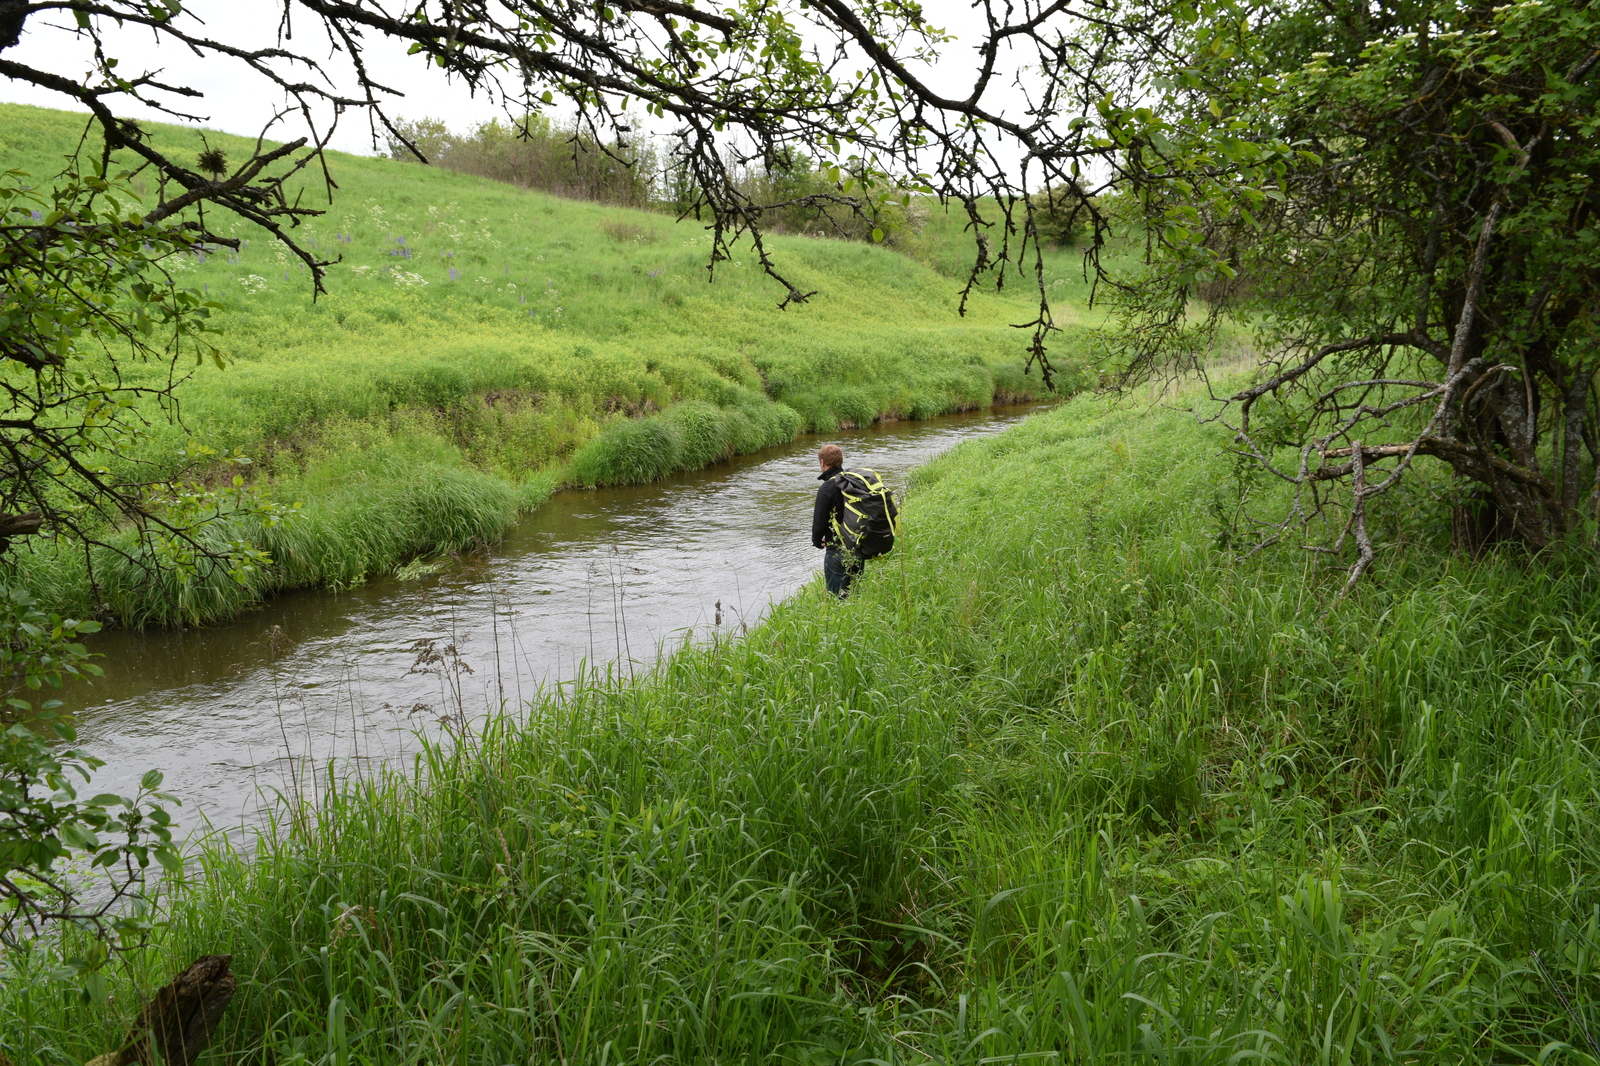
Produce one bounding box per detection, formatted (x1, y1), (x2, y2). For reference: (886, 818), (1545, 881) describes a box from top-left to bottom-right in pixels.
(5, 389), (1595, 1062)
(0, 102), (1087, 625)
(568, 397), (804, 486)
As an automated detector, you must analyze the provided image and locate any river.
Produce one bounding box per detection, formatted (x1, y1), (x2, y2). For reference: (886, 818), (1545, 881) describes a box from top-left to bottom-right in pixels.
(71, 406), (1043, 836)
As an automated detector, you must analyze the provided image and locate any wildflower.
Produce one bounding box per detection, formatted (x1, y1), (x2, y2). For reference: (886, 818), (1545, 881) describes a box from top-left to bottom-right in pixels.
(238, 275), (268, 294)
(1311, 51), (1334, 58)
(392, 271), (428, 287)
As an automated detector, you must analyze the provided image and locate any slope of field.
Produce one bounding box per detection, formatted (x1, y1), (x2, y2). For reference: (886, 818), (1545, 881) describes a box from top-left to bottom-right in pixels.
(0, 104), (1094, 624)
(5, 388), (1594, 1063)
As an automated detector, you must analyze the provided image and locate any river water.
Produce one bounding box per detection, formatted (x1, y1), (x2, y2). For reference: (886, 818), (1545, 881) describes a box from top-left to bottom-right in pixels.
(71, 407), (1042, 836)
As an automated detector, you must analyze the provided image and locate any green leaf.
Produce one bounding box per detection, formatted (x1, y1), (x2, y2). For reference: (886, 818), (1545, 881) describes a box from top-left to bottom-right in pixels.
(155, 845), (184, 876)
(59, 824), (100, 851)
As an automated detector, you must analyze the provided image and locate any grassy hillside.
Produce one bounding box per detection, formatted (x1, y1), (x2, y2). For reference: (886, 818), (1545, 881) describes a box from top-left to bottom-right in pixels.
(4, 389), (1594, 1063)
(0, 104), (1094, 625)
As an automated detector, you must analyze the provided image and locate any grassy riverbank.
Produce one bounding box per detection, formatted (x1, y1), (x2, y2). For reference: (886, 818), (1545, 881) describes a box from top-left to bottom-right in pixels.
(5, 390), (1595, 1063)
(1, 104), (1091, 625)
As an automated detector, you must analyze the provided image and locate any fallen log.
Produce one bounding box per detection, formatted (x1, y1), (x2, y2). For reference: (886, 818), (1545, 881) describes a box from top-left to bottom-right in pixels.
(84, 955), (235, 1066)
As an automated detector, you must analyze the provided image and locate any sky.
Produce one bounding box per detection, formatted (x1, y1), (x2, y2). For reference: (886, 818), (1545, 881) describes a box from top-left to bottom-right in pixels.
(0, 2), (1030, 159)
(0, 2), (533, 155)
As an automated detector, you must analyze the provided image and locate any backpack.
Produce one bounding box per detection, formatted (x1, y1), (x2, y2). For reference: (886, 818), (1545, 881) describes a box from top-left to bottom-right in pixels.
(829, 468), (900, 559)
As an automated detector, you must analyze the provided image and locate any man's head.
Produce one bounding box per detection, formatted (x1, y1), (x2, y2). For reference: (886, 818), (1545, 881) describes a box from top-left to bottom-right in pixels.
(818, 444), (843, 471)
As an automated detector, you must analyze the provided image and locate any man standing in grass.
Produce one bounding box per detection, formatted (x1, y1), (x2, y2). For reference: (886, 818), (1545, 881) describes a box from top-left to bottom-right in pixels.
(812, 444), (899, 598)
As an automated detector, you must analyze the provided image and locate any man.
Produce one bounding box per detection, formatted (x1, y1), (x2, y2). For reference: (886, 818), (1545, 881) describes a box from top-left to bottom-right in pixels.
(812, 444), (857, 597)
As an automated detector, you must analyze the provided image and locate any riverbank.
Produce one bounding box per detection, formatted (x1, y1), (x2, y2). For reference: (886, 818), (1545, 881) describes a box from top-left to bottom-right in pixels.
(1, 104), (1094, 627)
(6, 389), (1595, 1062)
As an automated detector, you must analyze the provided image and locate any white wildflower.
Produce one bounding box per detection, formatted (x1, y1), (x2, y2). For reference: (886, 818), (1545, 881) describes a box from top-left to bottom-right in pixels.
(239, 274), (268, 293)
(392, 271), (428, 287)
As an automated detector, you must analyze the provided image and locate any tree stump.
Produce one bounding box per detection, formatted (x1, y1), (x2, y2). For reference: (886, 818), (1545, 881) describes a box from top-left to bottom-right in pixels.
(84, 955), (235, 1066)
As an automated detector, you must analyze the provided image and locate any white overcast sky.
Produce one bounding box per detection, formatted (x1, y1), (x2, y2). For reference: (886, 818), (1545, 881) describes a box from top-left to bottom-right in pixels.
(0, 2), (1021, 157)
(1, 3), (504, 154)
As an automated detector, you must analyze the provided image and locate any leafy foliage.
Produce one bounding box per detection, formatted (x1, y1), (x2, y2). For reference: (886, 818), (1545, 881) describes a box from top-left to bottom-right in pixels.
(1114, 0), (1600, 581)
(0, 580), (178, 980)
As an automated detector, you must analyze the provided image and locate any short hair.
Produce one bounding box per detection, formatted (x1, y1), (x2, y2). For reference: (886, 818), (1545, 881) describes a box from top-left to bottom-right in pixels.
(818, 444), (843, 467)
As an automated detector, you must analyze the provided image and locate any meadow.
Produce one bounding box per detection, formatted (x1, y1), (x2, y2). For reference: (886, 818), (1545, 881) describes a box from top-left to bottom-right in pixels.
(4, 385), (1595, 1064)
(0, 103), (1094, 625)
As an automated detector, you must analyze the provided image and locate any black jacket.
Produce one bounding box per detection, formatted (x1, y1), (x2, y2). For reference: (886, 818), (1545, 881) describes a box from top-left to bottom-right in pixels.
(812, 465), (845, 549)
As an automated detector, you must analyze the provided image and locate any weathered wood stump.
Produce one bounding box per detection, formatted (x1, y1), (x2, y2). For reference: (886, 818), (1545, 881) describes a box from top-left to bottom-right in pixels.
(84, 955), (235, 1066)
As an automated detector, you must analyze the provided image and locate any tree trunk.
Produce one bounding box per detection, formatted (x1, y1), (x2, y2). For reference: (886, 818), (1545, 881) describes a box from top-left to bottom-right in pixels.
(83, 956), (235, 1066)
(1451, 491), (1516, 555)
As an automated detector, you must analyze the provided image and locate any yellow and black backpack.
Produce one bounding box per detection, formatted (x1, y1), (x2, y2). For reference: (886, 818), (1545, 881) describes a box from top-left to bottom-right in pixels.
(829, 468), (900, 559)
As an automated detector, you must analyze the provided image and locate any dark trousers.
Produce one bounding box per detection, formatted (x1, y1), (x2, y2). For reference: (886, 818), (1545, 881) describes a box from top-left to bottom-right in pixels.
(823, 548), (861, 598)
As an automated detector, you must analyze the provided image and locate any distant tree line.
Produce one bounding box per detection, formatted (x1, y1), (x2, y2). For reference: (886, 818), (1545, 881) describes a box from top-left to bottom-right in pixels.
(386, 114), (658, 208)
(387, 118), (1101, 254)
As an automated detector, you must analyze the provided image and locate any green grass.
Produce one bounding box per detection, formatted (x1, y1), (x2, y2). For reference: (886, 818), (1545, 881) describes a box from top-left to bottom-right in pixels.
(0, 103), (1095, 625)
(4, 388), (1596, 1063)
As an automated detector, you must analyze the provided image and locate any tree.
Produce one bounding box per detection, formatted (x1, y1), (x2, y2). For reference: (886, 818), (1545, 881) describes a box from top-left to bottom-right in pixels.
(1115, 0), (1600, 586)
(386, 113), (658, 207)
